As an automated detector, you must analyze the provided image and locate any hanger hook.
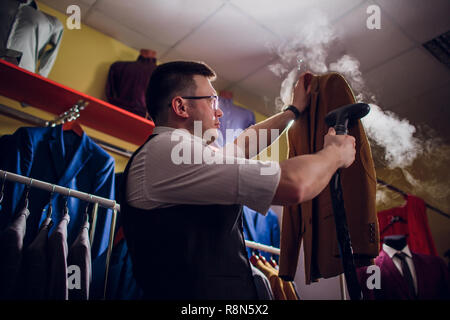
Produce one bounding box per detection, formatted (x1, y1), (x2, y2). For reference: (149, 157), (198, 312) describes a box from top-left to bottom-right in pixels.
(84, 194), (94, 223)
(24, 178), (33, 209)
(64, 189), (71, 215)
(0, 171), (7, 204)
(46, 184), (56, 219)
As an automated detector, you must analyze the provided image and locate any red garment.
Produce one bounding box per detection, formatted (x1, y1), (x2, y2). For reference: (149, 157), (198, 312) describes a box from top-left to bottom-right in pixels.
(377, 195), (438, 256)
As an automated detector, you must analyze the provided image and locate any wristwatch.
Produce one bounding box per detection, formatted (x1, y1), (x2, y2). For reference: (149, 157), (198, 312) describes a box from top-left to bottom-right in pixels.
(283, 105), (301, 120)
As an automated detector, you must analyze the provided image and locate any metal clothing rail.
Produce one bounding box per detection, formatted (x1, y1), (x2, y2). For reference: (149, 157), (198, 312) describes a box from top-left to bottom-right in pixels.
(245, 240), (280, 255)
(0, 169), (118, 300)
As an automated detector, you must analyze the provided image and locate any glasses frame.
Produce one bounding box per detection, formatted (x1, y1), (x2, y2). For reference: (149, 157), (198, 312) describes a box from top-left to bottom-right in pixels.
(181, 95), (219, 111)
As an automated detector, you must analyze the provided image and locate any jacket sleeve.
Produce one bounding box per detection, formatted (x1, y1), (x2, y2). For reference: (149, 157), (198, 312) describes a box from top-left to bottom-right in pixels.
(0, 128), (34, 228)
(278, 126), (303, 281)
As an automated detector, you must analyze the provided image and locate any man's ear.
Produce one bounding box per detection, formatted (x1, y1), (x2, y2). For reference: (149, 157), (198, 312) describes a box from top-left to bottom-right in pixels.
(171, 96), (189, 119)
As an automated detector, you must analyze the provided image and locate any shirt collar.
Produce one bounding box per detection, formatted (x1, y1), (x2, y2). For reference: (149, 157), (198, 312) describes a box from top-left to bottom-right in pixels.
(383, 243), (413, 259)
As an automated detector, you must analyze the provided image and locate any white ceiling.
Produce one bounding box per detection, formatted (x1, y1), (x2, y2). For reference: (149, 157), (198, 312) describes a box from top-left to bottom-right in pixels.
(40, 0), (450, 142)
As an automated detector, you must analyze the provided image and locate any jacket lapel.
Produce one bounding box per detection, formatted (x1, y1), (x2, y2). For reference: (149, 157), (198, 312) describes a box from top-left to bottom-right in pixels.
(48, 126), (66, 182)
(379, 250), (413, 299)
(56, 131), (92, 188)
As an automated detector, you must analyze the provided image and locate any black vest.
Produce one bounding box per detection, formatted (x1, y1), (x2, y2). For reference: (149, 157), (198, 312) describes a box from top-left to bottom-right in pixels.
(120, 134), (257, 300)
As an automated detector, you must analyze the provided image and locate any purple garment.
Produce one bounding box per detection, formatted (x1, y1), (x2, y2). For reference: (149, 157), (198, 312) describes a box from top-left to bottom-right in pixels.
(357, 249), (450, 300)
(0, 206), (30, 299)
(216, 97), (255, 146)
(20, 216), (53, 300)
(105, 55), (157, 118)
(68, 218), (91, 300)
(47, 213), (70, 300)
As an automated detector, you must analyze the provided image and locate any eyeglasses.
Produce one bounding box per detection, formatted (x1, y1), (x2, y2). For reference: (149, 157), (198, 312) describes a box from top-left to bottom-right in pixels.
(181, 95), (219, 111)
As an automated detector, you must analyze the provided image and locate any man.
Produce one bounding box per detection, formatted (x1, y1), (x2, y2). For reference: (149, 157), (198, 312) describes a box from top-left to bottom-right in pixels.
(120, 61), (355, 300)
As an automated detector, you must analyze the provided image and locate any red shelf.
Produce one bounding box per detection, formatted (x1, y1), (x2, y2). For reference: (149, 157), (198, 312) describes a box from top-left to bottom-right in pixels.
(0, 59), (154, 145)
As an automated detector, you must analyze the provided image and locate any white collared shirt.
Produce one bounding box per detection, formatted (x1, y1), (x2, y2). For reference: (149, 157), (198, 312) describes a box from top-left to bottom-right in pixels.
(126, 126), (281, 214)
(383, 243), (418, 294)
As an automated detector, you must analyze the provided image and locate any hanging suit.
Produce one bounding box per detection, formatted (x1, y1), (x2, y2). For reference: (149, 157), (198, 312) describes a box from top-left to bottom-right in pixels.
(357, 249), (450, 300)
(243, 206), (280, 262)
(251, 256), (298, 300)
(279, 72), (379, 284)
(0, 126), (115, 299)
(250, 265), (274, 300)
(47, 213), (70, 300)
(2, 0), (63, 77)
(19, 216), (53, 300)
(0, 205), (30, 299)
(68, 217), (91, 300)
(0, 126), (115, 260)
(378, 195), (438, 256)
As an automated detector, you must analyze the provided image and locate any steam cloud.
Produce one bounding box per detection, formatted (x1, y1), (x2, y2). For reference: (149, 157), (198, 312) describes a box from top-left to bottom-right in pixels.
(267, 8), (449, 207)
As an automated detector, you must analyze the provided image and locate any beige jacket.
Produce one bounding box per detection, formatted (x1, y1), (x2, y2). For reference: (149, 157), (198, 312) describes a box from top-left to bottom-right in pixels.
(279, 73), (380, 284)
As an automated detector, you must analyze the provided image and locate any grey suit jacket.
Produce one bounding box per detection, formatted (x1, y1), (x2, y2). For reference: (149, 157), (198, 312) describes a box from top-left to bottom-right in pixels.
(47, 213), (70, 300)
(0, 206), (30, 299)
(68, 219), (91, 300)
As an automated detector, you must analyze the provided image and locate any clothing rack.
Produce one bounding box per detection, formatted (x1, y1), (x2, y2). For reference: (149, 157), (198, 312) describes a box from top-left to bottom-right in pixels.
(0, 169), (118, 300)
(0, 169), (280, 298)
(377, 179), (450, 219)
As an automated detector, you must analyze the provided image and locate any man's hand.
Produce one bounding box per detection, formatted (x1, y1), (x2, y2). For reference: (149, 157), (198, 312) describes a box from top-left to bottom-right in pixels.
(324, 127), (356, 168)
(291, 72), (313, 113)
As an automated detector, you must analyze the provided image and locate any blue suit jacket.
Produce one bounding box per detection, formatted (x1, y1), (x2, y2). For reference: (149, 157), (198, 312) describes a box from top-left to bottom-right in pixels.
(243, 206), (280, 262)
(0, 125), (115, 260)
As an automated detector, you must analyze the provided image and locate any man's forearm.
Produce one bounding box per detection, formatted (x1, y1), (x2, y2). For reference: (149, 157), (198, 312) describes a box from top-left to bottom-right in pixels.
(272, 145), (342, 205)
(232, 110), (296, 159)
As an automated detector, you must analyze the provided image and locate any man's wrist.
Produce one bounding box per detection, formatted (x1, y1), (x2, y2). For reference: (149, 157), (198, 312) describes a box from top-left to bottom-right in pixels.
(283, 105), (302, 119)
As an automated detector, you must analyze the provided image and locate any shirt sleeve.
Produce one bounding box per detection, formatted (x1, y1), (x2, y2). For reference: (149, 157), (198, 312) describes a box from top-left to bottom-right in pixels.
(127, 130), (281, 214)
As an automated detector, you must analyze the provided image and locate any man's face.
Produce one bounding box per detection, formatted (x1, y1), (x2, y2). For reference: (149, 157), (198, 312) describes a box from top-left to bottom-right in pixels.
(186, 75), (223, 140)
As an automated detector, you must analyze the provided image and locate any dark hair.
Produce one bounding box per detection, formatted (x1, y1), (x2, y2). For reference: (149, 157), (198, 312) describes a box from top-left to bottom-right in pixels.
(146, 61), (216, 123)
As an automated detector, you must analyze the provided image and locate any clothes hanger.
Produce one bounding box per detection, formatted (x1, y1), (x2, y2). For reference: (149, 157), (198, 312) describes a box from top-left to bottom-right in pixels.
(83, 200), (90, 227)
(23, 178), (32, 211)
(61, 190), (71, 224)
(0, 171), (6, 211)
(249, 250), (260, 267)
(62, 120), (84, 137)
(269, 255), (278, 269)
(380, 215), (408, 236)
(44, 184), (56, 220)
